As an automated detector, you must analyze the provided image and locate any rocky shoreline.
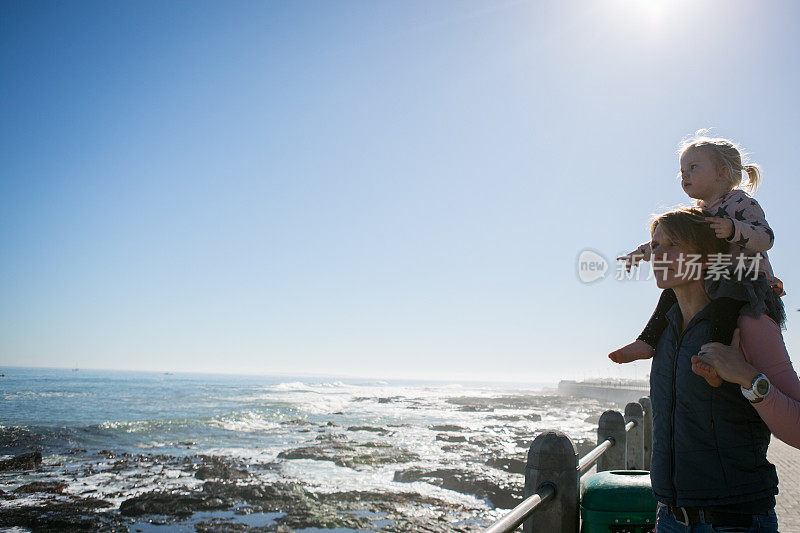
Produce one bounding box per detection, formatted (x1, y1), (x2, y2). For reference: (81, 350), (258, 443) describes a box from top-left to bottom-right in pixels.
(0, 393), (605, 531)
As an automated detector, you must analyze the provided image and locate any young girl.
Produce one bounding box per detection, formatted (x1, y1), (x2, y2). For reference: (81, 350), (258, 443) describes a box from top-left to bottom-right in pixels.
(609, 132), (785, 364)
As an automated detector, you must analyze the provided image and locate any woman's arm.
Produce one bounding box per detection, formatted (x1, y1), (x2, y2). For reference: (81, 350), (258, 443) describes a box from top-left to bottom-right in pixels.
(694, 315), (800, 448)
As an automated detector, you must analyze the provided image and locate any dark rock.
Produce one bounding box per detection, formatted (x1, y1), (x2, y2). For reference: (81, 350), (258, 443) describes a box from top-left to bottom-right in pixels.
(0, 499), (115, 530)
(318, 489), (449, 506)
(315, 432), (347, 442)
(120, 490), (229, 517)
(0, 452), (42, 472)
(15, 481), (68, 494)
(467, 436), (497, 447)
(281, 419), (313, 426)
(436, 434), (467, 443)
(195, 463), (249, 481)
(446, 395), (547, 410)
(485, 457), (527, 474)
(279, 439), (418, 469)
(489, 413), (542, 422)
(347, 425), (390, 435)
(194, 519), (250, 532)
(440, 444), (471, 452)
(393, 467), (521, 509)
(429, 425), (465, 432)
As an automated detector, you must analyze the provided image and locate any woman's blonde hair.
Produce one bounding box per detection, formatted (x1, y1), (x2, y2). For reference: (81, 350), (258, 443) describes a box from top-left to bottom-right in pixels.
(650, 207), (729, 261)
(679, 129), (761, 194)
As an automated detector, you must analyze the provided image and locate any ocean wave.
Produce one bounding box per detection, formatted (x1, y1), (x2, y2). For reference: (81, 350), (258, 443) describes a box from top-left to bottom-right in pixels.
(271, 381), (349, 392)
(0, 425), (82, 453)
(93, 418), (192, 434)
(1, 391), (90, 401)
(208, 411), (281, 433)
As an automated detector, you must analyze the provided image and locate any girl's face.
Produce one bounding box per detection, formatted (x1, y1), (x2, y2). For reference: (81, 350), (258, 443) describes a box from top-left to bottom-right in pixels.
(679, 146), (727, 201)
(650, 225), (696, 290)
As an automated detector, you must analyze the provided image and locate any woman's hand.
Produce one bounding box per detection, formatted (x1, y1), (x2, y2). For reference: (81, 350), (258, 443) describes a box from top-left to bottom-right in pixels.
(691, 329), (761, 388)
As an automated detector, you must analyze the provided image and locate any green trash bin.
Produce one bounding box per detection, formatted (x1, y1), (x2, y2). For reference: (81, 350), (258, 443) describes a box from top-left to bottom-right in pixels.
(580, 470), (657, 533)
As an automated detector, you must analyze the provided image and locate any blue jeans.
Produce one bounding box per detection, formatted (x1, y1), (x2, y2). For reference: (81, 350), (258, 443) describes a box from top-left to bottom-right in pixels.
(655, 505), (779, 532)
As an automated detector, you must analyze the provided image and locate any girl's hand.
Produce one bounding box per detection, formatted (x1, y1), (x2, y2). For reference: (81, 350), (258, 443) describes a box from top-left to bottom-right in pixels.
(691, 358), (723, 387)
(706, 217), (734, 240)
(616, 249), (647, 272)
(691, 329), (760, 388)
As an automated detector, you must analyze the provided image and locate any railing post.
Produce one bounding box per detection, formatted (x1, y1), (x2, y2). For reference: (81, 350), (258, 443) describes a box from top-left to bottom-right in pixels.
(524, 431), (579, 533)
(639, 396), (652, 471)
(597, 410), (625, 472)
(624, 402), (644, 470)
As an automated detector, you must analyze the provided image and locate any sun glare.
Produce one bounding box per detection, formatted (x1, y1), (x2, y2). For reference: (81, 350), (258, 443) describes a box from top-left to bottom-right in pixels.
(622, 0), (681, 21)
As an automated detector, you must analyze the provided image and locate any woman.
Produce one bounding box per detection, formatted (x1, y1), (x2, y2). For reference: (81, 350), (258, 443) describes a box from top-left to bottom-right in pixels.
(645, 207), (797, 532)
(691, 327), (800, 449)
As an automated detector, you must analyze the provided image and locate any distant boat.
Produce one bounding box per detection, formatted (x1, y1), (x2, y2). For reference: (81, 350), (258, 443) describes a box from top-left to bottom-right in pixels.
(163, 372), (173, 375)
(72, 364), (79, 372)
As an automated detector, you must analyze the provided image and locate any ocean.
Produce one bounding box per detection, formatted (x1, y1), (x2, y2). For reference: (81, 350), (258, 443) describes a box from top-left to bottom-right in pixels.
(0, 367), (616, 531)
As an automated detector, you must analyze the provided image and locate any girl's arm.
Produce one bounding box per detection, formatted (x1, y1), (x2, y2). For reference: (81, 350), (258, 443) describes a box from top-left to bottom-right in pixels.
(722, 192), (775, 252)
(616, 242), (651, 271)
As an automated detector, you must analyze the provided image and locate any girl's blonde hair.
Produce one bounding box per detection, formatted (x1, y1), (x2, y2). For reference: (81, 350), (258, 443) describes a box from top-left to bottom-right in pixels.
(679, 129), (761, 194)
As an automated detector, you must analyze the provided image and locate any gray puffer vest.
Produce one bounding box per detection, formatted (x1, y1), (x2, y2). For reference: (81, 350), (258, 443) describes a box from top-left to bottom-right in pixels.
(649, 303), (778, 507)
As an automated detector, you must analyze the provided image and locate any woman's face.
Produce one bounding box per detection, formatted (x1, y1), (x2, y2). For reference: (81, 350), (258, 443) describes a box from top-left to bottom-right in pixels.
(650, 224), (698, 290)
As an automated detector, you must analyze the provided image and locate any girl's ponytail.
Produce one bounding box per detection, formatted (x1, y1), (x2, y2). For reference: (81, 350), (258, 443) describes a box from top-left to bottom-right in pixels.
(743, 164), (761, 194)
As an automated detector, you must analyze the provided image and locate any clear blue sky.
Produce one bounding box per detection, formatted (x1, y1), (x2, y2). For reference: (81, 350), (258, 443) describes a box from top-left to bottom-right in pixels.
(2, 0), (798, 382)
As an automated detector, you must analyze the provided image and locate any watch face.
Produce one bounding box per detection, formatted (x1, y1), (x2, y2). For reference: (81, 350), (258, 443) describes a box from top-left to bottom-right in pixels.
(755, 378), (770, 396)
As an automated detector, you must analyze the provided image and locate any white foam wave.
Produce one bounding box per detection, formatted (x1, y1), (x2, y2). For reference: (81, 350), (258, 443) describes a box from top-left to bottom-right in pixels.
(271, 381), (351, 392)
(280, 459), (488, 508)
(208, 411), (281, 432)
(2, 391), (89, 400)
(273, 381), (308, 391)
(96, 418), (189, 433)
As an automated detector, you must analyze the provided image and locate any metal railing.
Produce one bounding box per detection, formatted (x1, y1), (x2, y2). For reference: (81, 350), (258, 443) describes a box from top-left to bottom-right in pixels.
(483, 396), (652, 533)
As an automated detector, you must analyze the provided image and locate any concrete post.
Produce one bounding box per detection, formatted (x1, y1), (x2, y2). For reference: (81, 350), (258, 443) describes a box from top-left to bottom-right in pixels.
(639, 396), (653, 471)
(624, 402), (644, 470)
(524, 431), (579, 533)
(597, 410), (625, 472)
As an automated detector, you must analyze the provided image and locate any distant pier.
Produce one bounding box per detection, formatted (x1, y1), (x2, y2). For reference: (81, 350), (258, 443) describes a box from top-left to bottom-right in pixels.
(558, 378), (650, 405)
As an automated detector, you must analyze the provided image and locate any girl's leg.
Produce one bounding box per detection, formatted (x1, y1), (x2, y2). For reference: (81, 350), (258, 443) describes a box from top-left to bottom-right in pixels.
(609, 289), (676, 364)
(637, 289), (677, 348)
(708, 297), (746, 345)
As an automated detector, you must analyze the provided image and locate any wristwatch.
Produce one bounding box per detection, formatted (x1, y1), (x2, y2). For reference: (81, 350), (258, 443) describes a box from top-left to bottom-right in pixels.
(741, 373), (771, 403)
